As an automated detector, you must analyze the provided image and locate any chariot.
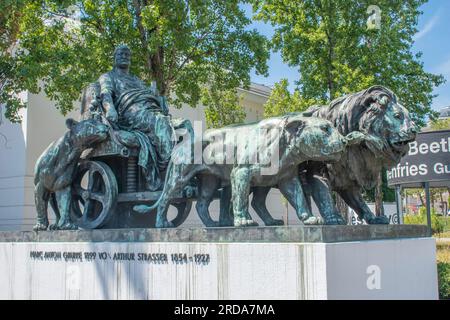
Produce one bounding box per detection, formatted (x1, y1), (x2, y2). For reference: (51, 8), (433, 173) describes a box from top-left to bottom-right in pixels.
(70, 135), (196, 229)
(69, 83), (196, 229)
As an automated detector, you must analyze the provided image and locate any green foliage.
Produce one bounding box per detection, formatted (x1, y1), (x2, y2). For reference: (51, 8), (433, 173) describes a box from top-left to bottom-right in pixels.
(202, 88), (246, 128)
(437, 262), (450, 300)
(0, 0), (27, 122)
(252, 0), (445, 126)
(404, 210), (447, 234)
(403, 187), (450, 215)
(430, 118), (450, 131)
(437, 242), (450, 300)
(363, 170), (395, 202)
(263, 79), (314, 117)
(1, 0), (269, 123)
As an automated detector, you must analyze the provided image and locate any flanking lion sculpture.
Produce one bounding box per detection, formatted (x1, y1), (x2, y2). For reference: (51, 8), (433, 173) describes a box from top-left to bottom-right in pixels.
(134, 114), (367, 228)
(254, 85), (418, 225)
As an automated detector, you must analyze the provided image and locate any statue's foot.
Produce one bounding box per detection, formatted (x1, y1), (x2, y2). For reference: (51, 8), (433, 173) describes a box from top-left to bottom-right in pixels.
(303, 216), (324, 225)
(265, 219), (284, 226)
(133, 205), (152, 214)
(49, 223), (59, 230)
(323, 214), (347, 225)
(366, 215), (389, 224)
(155, 219), (174, 228)
(58, 222), (78, 230)
(234, 218), (259, 227)
(298, 212), (323, 225)
(33, 222), (48, 231)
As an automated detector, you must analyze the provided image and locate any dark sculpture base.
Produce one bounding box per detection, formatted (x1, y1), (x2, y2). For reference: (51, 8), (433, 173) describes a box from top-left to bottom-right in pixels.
(0, 224), (429, 243)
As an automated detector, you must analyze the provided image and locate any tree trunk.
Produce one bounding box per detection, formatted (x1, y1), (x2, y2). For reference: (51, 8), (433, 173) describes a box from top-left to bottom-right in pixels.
(150, 46), (166, 95)
(418, 191), (424, 207)
(374, 170), (384, 216)
(431, 190), (435, 213)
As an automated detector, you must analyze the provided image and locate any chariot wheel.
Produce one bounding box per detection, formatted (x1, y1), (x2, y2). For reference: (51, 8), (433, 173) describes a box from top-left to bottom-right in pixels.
(71, 160), (118, 229)
(170, 200), (192, 227)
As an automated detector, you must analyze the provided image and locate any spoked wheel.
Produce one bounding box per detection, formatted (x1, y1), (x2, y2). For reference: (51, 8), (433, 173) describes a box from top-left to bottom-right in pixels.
(71, 160), (118, 229)
(170, 200), (193, 227)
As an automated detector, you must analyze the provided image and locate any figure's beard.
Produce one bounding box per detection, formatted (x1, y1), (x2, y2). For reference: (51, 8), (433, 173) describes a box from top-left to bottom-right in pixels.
(115, 60), (130, 70)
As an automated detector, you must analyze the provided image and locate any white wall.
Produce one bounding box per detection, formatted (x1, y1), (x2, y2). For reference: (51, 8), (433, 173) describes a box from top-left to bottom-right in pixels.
(0, 93), (80, 230)
(0, 104), (27, 230)
(0, 238), (438, 299)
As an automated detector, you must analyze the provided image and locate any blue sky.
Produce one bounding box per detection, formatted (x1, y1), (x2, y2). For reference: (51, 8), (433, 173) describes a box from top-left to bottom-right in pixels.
(248, 1), (450, 112)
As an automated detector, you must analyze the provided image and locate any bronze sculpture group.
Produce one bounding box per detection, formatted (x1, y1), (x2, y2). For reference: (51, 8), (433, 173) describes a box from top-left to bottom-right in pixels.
(33, 45), (418, 231)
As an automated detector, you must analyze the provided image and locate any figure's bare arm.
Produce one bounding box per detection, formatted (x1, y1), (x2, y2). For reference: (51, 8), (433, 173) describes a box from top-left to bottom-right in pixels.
(99, 73), (118, 123)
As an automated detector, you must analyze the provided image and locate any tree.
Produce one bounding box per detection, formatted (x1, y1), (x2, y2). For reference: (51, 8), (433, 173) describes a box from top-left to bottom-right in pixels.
(263, 78), (314, 117)
(253, 0), (444, 125)
(404, 187), (449, 215)
(0, 0), (27, 123)
(429, 118), (450, 131)
(252, 0), (445, 217)
(0, 0), (269, 124)
(202, 87), (246, 128)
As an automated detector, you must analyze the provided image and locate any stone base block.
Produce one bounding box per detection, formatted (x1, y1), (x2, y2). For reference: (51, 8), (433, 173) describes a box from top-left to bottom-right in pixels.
(0, 226), (438, 299)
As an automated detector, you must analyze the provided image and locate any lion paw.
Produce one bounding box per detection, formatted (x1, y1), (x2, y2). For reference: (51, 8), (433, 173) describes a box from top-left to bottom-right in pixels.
(265, 219), (284, 226)
(234, 218), (259, 227)
(366, 215), (389, 225)
(49, 223), (59, 231)
(323, 214), (347, 225)
(303, 216), (324, 225)
(345, 131), (366, 145)
(33, 223), (48, 231)
(58, 222), (78, 230)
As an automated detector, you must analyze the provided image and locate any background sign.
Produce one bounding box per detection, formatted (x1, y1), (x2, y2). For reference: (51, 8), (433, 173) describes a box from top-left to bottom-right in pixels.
(387, 130), (450, 187)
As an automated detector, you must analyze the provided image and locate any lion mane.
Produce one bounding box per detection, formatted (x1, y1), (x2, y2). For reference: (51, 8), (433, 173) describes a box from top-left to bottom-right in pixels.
(304, 85), (417, 190)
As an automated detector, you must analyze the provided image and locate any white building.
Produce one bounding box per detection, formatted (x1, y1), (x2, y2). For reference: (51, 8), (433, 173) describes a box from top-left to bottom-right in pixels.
(439, 106), (450, 119)
(0, 83), (305, 230)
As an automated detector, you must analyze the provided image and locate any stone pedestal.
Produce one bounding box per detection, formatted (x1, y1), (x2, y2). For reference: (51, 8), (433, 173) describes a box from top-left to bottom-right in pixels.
(0, 225), (438, 299)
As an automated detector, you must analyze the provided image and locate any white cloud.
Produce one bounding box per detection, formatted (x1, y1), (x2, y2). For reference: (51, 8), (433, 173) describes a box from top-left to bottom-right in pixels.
(413, 12), (440, 42)
(431, 88), (450, 110)
(436, 57), (450, 78)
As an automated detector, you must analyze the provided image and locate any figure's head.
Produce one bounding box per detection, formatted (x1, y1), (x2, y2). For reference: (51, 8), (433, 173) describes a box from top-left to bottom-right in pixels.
(285, 116), (347, 162)
(113, 44), (131, 69)
(307, 85), (418, 167)
(66, 118), (109, 148)
(353, 86), (418, 166)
